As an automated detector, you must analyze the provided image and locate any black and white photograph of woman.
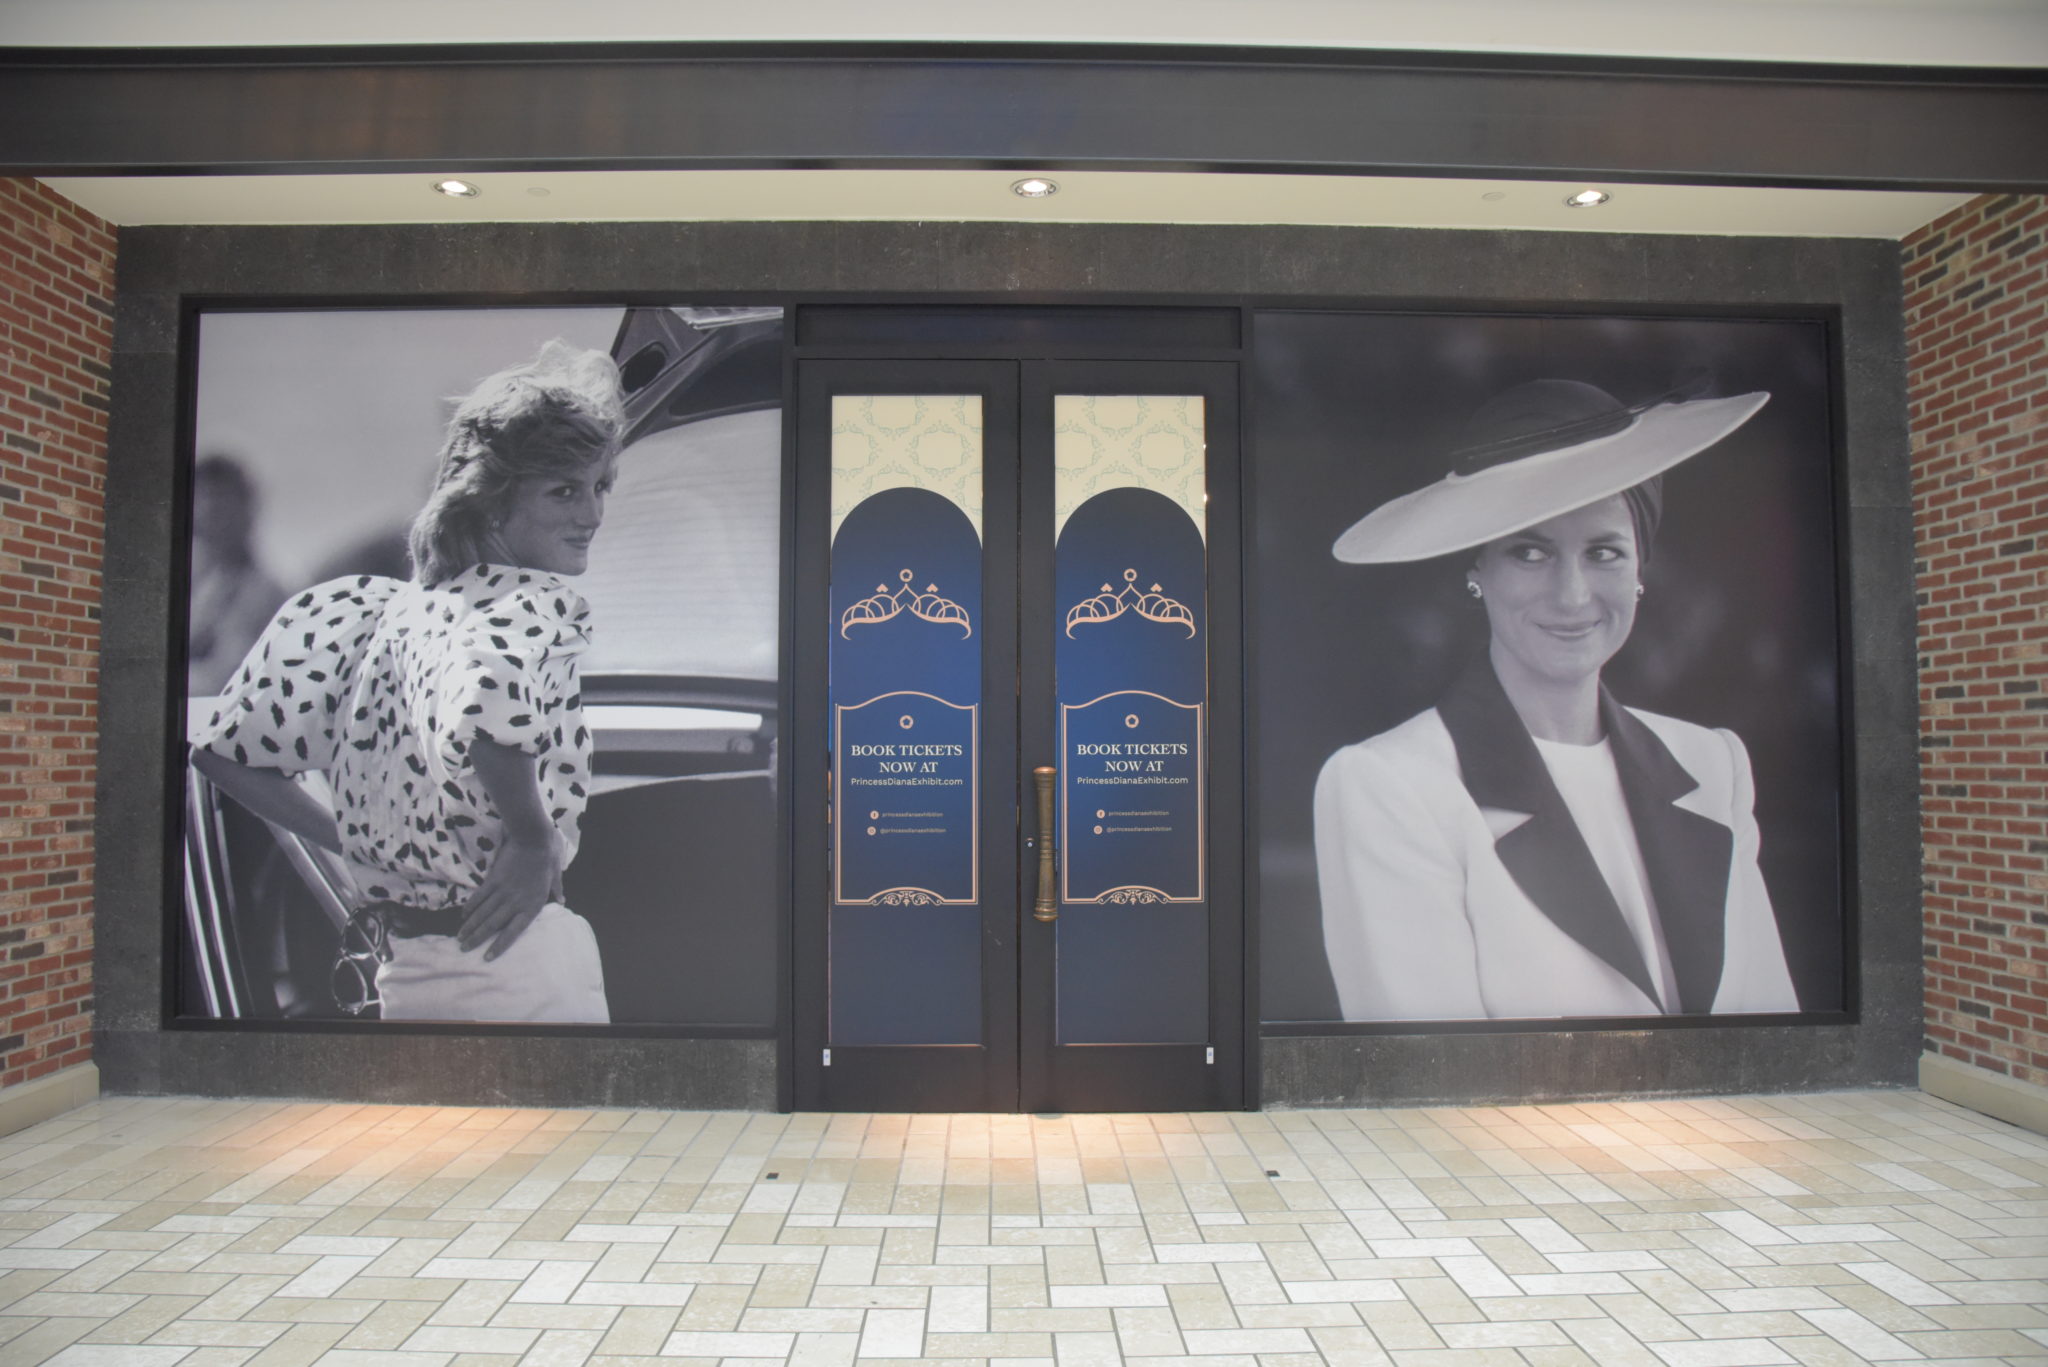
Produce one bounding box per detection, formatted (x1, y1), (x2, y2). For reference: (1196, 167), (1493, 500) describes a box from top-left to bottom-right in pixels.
(1251, 313), (1846, 1026)
(1314, 378), (1799, 1021)
(191, 342), (624, 1022)
(180, 306), (787, 1027)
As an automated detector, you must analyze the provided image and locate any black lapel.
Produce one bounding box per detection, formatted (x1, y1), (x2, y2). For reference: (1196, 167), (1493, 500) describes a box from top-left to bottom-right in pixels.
(1599, 693), (1731, 1014)
(1436, 659), (1661, 1009)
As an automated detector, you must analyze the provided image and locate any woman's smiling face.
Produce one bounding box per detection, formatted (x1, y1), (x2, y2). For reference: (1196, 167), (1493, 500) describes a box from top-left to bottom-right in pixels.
(1469, 495), (1640, 690)
(494, 458), (616, 576)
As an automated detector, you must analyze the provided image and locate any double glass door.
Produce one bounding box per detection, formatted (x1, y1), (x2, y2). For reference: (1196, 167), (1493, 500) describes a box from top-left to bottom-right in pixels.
(793, 358), (1243, 1112)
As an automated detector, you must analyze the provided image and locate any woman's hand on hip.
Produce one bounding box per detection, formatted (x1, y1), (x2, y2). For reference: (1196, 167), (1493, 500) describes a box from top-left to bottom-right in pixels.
(459, 834), (562, 960)
(461, 735), (566, 960)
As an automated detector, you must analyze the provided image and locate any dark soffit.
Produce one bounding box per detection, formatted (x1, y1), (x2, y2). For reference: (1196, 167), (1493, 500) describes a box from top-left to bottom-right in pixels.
(1, 41), (2045, 191)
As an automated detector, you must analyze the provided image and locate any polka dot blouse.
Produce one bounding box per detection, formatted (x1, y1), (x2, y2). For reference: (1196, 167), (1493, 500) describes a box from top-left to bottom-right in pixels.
(193, 566), (594, 910)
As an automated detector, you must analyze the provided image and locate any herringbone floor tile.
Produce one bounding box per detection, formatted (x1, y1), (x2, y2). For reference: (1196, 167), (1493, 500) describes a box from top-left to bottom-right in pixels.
(0, 1091), (2042, 1366)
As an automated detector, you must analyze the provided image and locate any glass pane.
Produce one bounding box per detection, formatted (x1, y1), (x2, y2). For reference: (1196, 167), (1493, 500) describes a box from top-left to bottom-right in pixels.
(1052, 395), (1209, 1044)
(828, 396), (985, 1045)
(580, 410), (782, 681)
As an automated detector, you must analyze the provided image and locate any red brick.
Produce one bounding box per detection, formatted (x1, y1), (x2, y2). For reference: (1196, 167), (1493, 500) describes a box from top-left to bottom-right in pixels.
(0, 179), (108, 1088)
(1911, 193), (2048, 1084)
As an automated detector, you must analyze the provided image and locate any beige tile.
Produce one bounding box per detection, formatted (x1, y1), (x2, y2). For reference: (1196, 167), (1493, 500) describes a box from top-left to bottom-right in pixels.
(1166, 1282), (1241, 1331)
(1349, 1303), (1442, 1353)
(593, 1304), (678, 1355)
(856, 1307), (925, 1357)
(992, 1307), (1116, 1333)
(9, 1096), (2048, 1367)
(1233, 1302), (1364, 1329)
(487, 1303), (616, 1331)
(1308, 1325), (1397, 1367)
(672, 1283), (751, 1330)
(923, 1330), (1056, 1356)
(990, 1264), (1051, 1310)
(663, 1328), (798, 1357)
(1109, 1304), (1185, 1356)
(1892, 1326), (2046, 1355)
(1518, 1349), (1600, 1367)
(241, 1320), (353, 1366)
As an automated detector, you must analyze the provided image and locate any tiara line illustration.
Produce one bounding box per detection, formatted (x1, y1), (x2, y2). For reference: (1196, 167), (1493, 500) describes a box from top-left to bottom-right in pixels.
(1065, 568), (1196, 639)
(841, 568), (974, 639)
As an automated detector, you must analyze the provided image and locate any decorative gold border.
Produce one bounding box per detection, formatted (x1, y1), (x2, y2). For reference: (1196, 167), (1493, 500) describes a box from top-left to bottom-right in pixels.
(1058, 690), (1206, 906)
(832, 690), (980, 907)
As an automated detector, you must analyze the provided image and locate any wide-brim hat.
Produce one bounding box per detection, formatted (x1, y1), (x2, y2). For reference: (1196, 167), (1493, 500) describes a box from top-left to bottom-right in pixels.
(1332, 379), (1770, 564)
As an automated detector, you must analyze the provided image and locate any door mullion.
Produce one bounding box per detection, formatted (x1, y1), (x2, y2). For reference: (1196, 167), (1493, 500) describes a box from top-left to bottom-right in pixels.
(981, 366), (1024, 1114)
(1016, 363), (1061, 1114)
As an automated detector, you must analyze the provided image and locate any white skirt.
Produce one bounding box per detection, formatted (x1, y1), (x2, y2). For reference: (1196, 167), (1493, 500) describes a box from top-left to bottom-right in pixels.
(375, 901), (610, 1023)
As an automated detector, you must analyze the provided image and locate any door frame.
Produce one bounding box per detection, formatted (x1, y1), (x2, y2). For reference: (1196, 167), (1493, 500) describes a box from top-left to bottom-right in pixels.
(789, 312), (1251, 1112)
(1017, 359), (1246, 1114)
(791, 359), (1022, 1112)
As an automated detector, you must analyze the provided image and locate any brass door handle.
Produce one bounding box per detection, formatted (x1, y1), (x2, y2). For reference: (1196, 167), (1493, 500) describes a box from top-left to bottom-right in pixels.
(1032, 766), (1058, 922)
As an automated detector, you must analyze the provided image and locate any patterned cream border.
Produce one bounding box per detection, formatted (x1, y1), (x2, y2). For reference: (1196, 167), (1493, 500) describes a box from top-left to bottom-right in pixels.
(1053, 394), (1206, 541)
(831, 394), (983, 539)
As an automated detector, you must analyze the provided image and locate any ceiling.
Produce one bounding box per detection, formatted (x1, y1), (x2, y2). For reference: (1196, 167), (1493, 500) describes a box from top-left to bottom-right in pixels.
(10, 0), (2035, 236)
(43, 170), (1971, 240)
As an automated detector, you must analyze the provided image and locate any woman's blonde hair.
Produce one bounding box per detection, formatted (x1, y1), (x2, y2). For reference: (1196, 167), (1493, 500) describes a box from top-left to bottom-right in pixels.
(408, 340), (625, 585)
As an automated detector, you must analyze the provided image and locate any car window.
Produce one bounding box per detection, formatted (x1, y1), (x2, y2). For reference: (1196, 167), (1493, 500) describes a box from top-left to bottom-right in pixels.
(578, 407), (781, 683)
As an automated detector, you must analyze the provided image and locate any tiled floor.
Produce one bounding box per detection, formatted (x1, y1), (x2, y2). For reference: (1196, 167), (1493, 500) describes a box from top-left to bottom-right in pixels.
(0, 1092), (2043, 1367)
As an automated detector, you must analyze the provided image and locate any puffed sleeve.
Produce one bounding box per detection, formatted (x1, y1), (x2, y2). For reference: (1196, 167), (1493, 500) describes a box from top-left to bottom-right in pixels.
(1709, 727), (1800, 1013)
(428, 571), (592, 773)
(190, 576), (402, 774)
(1314, 740), (1488, 1022)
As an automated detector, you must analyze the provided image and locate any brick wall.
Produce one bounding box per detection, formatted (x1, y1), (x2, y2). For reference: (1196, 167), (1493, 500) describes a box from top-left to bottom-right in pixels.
(1910, 192), (2048, 1087)
(0, 179), (113, 1089)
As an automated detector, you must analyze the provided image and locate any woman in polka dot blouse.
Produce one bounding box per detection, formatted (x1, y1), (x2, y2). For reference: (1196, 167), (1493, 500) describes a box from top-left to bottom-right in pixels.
(191, 342), (624, 1023)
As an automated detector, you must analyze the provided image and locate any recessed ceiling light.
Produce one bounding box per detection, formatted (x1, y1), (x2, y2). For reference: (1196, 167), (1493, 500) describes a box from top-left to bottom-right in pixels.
(432, 178), (481, 199)
(1565, 188), (1611, 208)
(1011, 177), (1059, 199)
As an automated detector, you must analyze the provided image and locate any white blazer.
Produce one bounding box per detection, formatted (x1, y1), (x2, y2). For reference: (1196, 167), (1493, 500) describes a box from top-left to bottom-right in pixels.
(1314, 662), (1799, 1022)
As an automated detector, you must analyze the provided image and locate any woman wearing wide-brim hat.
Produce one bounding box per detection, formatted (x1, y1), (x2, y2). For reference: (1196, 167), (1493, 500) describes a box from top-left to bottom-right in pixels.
(1314, 378), (1800, 1021)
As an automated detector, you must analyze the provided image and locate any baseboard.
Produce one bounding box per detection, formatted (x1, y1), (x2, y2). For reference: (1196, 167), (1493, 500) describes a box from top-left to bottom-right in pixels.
(1920, 1052), (2048, 1137)
(0, 1063), (99, 1139)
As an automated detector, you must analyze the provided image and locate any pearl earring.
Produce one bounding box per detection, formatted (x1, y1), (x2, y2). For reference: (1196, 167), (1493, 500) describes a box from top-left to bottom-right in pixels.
(1634, 583), (1645, 599)
(1466, 581), (1483, 600)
